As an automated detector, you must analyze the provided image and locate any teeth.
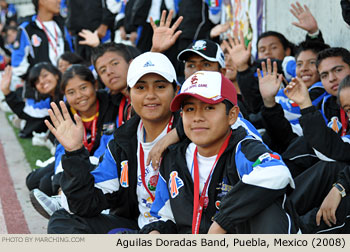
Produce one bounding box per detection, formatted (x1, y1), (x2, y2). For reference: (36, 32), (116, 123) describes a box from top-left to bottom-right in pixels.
(301, 76), (311, 81)
(146, 104), (157, 107)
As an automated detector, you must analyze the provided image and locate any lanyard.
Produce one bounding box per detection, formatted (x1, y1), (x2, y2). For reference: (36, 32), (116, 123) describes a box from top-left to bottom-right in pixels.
(81, 100), (99, 153)
(117, 96), (127, 128)
(192, 131), (232, 234)
(340, 108), (348, 137)
(37, 18), (59, 57)
(139, 116), (174, 202)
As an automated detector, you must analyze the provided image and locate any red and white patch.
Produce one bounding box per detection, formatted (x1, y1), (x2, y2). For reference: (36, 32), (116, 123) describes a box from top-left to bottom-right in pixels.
(31, 34), (42, 47)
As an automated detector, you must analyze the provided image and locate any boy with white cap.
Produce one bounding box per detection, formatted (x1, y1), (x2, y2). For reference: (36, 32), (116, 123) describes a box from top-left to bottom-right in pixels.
(45, 52), (180, 234)
(140, 71), (298, 234)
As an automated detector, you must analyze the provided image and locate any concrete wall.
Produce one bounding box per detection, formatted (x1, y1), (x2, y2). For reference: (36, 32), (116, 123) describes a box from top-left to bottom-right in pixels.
(265, 0), (350, 49)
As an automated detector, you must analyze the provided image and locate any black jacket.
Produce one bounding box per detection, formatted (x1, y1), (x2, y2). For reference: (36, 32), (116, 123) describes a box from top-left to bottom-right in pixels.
(141, 127), (296, 234)
(60, 112), (180, 219)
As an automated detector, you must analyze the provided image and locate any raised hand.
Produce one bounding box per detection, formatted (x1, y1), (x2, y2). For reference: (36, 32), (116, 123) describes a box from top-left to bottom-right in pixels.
(222, 30), (252, 72)
(290, 1), (318, 34)
(78, 29), (100, 48)
(316, 186), (342, 227)
(210, 23), (230, 39)
(284, 77), (312, 109)
(257, 59), (283, 108)
(0, 65), (12, 96)
(45, 101), (84, 152)
(150, 10), (183, 53)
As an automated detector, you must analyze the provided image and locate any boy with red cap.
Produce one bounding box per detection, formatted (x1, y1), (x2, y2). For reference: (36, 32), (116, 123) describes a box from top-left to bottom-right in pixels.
(140, 71), (299, 234)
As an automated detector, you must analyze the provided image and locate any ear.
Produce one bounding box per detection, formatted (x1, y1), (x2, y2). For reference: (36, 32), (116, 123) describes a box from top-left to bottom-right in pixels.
(180, 110), (183, 118)
(285, 47), (291, 56)
(228, 105), (240, 126)
(220, 67), (227, 76)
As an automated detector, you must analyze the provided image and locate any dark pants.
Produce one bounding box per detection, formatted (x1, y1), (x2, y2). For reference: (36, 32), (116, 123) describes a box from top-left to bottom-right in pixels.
(235, 197), (299, 234)
(26, 161), (55, 196)
(48, 209), (139, 234)
(290, 161), (350, 233)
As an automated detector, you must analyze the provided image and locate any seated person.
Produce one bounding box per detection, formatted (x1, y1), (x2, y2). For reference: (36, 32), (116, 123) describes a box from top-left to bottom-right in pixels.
(44, 52), (181, 234)
(141, 71), (298, 234)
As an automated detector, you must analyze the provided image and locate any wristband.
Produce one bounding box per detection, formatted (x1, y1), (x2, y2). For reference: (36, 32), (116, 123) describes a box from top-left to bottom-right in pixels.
(308, 29), (320, 39)
(333, 183), (346, 198)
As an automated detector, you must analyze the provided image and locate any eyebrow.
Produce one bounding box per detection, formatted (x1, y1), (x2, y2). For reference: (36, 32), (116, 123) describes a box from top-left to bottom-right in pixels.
(97, 58), (119, 72)
(320, 65), (344, 75)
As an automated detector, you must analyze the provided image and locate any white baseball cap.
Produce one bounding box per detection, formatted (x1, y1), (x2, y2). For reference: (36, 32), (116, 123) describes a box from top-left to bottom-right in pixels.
(127, 52), (177, 88)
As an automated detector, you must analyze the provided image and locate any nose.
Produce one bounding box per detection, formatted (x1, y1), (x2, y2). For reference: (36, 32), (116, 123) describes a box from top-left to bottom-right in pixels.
(106, 64), (114, 75)
(193, 108), (205, 122)
(145, 86), (156, 100)
(328, 71), (337, 82)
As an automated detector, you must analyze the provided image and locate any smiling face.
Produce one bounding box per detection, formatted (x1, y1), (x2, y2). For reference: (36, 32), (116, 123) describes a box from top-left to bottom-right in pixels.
(95, 51), (129, 95)
(295, 50), (319, 88)
(34, 68), (59, 96)
(181, 97), (238, 157)
(184, 54), (221, 80)
(64, 76), (97, 118)
(129, 73), (176, 125)
(318, 56), (350, 96)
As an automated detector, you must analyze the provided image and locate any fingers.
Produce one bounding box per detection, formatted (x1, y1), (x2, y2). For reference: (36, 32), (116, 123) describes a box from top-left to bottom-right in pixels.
(59, 100), (71, 121)
(165, 9), (173, 27)
(296, 1), (304, 13)
(171, 30), (182, 43)
(316, 209), (322, 226)
(272, 61), (278, 76)
(44, 119), (56, 136)
(159, 10), (167, 26)
(322, 210), (332, 227)
(266, 58), (272, 75)
(171, 16), (183, 31)
(149, 16), (157, 30)
(48, 102), (63, 127)
(261, 61), (267, 77)
(256, 68), (262, 80)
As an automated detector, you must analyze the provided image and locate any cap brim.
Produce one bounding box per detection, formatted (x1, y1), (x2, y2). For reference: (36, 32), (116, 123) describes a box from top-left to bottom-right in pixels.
(128, 70), (175, 88)
(177, 49), (218, 64)
(170, 93), (224, 112)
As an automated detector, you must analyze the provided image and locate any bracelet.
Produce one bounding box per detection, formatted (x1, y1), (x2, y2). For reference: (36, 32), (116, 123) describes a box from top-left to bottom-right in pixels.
(333, 183), (346, 198)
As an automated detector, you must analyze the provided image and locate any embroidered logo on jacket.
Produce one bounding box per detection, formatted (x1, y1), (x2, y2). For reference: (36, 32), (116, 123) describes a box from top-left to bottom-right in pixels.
(252, 152), (280, 167)
(120, 160), (129, 188)
(169, 171), (184, 198)
(31, 34), (42, 47)
(327, 116), (342, 133)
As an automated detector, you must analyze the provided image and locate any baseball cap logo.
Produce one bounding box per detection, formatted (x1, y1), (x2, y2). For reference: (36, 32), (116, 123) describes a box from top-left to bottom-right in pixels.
(191, 75), (198, 85)
(143, 61), (155, 67)
(192, 40), (207, 51)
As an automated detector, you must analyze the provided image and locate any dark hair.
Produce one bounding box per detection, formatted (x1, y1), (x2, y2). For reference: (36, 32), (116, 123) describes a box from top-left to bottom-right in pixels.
(257, 31), (294, 55)
(316, 47), (350, 69)
(58, 52), (86, 66)
(294, 41), (330, 60)
(222, 99), (234, 115)
(337, 75), (350, 106)
(60, 64), (95, 94)
(28, 62), (61, 89)
(91, 42), (137, 68)
(32, 0), (38, 13)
